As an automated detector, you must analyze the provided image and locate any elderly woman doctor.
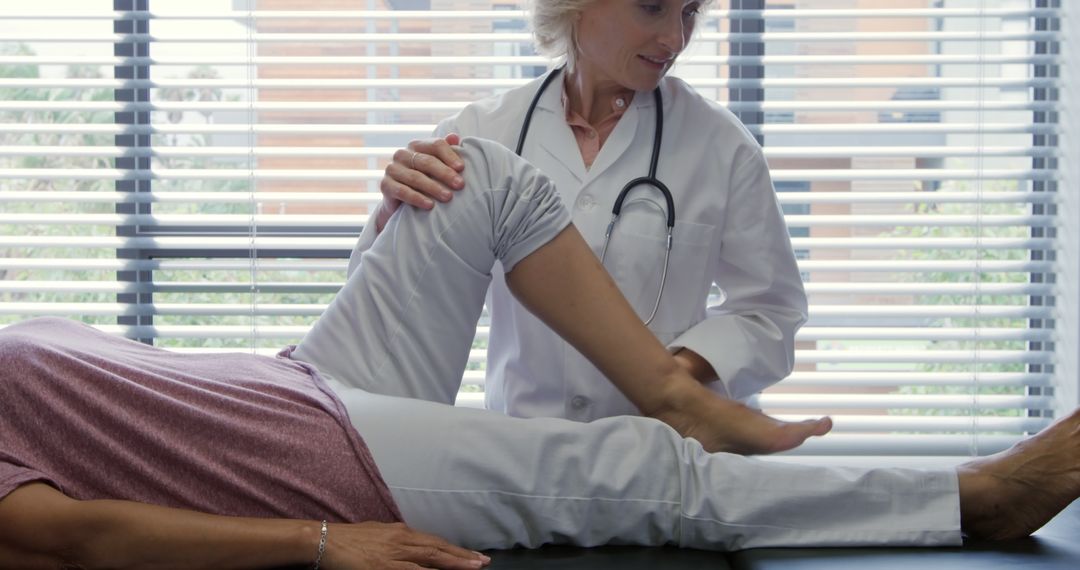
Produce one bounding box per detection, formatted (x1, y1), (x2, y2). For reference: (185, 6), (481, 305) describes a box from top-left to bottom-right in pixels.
(358, 0), (810, 429)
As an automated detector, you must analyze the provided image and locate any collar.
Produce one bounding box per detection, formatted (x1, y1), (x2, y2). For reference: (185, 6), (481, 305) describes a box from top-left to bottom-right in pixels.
(559, 78), (635, 126)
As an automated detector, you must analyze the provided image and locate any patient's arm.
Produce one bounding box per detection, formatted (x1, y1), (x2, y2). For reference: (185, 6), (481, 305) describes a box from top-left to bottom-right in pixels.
(0, 483), (488, 570)
(0, 483), (315, 569)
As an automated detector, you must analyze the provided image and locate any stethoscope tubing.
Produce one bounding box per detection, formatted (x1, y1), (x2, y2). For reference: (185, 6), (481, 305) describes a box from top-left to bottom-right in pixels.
(515, 66), (675, 326)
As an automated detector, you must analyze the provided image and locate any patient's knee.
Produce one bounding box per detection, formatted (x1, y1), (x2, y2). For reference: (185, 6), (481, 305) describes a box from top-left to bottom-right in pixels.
(453, 138), (569, 266)
(454, 137), (552, 202)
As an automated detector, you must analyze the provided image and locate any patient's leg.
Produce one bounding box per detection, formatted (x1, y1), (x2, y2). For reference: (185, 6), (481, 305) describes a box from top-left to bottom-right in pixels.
(332, 385), (962, 551)
(304, 137), (1079, 548)
(328, 384), (1080, 550)
(294, 137), (828, 454)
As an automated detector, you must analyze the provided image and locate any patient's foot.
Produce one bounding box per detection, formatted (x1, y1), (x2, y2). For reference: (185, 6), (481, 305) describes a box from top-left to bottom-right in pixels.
(957, 407), (1080, 541)
(651, 379), (832, 455)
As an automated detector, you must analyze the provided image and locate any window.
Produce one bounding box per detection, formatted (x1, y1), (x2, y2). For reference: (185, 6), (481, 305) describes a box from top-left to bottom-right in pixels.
(0, 0), (1070, 457)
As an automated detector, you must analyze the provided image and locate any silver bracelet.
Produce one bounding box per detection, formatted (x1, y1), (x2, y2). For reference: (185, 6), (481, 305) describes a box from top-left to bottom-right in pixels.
(313, 520), (328, 570)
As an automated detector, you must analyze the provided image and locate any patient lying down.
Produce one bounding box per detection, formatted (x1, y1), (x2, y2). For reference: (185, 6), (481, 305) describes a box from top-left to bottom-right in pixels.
(1, 139), (1077, 569)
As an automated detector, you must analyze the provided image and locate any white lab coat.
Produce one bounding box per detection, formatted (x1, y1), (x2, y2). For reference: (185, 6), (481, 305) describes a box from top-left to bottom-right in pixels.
(350, 75), (808, 421)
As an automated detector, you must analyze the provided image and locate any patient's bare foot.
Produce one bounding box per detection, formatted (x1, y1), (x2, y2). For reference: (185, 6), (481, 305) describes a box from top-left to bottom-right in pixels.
(958, 407), (1080, 541)
(651, 379), (832, 455)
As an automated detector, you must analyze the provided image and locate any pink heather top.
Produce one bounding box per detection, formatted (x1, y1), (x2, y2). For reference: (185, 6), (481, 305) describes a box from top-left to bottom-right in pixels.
(560, 80), (633, 169)
(0, 317), (402, 524)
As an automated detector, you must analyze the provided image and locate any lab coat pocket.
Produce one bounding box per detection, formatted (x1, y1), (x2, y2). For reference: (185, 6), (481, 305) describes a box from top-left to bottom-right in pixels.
(601, 209), (717, 337)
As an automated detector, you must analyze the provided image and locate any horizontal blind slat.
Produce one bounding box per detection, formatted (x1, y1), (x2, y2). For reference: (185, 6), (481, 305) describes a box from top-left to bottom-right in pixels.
(781, 372), (1052, 388)
(0, 276), (1054, 295)
(0, 54), (1062, 67)
(791, 237), (1052, 249)
(0, 169), (1056, 184)
(5, 146), (1057, 160)
(0, 8), (1058, 19)
(752, 393), (1052, 410)
(8, 30), (1058, 42)
(0, 76), (1057, 89)
(0, 100), (1060, 113)
(0, 190), (1057, 205)
(0, 213), (1056, 229)
(798, 260), (1052, 272)
(0, 255), (1054, 274)
(0, 236), (1056, 253)
(0, 123), (1057, 137)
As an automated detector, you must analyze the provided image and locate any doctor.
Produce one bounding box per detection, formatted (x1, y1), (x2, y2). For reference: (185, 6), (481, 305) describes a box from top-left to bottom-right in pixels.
(358, 0), (809, 424)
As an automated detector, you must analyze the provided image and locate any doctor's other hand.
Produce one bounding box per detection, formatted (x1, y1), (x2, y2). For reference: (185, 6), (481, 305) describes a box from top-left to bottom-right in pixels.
(375, 134), (466, 233)
(321, 521), (491, 570)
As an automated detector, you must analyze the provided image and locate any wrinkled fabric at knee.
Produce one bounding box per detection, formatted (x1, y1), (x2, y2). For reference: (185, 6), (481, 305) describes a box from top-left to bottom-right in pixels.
(455, 137), (572, 272)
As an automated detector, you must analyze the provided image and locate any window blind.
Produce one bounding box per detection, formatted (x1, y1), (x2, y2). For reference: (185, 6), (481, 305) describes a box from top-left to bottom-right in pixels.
(0, 0), (1062, 456)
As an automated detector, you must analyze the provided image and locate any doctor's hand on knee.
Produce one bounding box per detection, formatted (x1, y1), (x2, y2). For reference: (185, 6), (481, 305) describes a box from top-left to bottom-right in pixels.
(375, 134), (467, 233)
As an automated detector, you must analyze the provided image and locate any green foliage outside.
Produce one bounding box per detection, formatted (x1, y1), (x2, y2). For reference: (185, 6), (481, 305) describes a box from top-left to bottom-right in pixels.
(880, 180), (1037, 421)
(0, 43), (346, 349)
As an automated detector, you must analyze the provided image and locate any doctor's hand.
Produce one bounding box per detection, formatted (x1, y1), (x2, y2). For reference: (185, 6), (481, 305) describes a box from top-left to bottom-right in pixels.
(375, 134), (467, 233)
(322, 521), (491, 570)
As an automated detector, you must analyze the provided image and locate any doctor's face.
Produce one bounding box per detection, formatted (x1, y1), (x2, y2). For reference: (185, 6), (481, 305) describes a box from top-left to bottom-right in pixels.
(574, 0), (701, 91)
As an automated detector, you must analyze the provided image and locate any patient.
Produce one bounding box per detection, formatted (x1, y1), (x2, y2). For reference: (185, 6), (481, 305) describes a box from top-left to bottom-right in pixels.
(1, 138), (1078, 569)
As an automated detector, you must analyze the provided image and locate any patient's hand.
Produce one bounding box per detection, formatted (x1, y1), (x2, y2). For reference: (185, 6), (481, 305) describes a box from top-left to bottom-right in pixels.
(323, 521), (490, 570)
(651, 377), (832, 455)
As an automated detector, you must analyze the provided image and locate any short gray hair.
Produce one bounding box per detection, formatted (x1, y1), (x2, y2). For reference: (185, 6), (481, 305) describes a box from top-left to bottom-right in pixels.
(528, 0), (595, 72)
(528, 0), (714, 72)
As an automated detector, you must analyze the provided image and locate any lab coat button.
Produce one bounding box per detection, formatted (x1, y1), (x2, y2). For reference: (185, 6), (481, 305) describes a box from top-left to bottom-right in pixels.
(578, 196), (596, 211)
(570, 396), (590, 410)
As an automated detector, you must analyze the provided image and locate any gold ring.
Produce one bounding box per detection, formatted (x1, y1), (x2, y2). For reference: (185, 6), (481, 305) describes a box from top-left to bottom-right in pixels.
(409, 151), (419, 170)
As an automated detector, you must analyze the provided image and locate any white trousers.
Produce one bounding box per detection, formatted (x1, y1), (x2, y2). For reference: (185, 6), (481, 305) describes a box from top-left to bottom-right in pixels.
(293, 138), (963, 551)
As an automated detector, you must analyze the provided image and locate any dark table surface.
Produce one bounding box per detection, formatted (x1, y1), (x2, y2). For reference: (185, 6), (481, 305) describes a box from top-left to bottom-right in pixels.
(485, 499), (1080, 569)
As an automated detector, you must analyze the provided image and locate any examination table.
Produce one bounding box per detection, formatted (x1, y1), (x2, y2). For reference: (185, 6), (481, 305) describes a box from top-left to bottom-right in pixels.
(485, 496), (1080, 569)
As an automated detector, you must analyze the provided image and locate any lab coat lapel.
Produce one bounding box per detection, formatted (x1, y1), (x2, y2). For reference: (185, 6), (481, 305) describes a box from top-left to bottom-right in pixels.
(532, 81), (587, 185)
(579, 90), (646, 194)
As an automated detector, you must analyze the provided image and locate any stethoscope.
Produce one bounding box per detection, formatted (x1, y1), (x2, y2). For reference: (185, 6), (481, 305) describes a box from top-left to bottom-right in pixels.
(514, 66), (675, 326)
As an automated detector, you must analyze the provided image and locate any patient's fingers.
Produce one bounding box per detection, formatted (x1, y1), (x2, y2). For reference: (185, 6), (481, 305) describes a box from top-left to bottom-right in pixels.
(400, 545), (489, 569)
(405, 530), (490, 564)
(326, 521), (489, 570)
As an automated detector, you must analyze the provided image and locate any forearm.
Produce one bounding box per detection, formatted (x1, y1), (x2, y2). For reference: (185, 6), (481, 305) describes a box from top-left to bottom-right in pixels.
(74, 501), (319, 570)
(1, 484), (319, 570)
